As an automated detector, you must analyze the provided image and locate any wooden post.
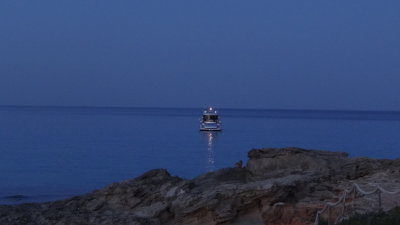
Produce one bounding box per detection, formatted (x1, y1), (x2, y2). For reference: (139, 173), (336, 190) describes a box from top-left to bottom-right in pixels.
(378, 189), (382, 211)
(315, 213), (319, 225)
(353, 189), (357, 215)
(328, 206), (331, 225)
(342, 195), (346, 218)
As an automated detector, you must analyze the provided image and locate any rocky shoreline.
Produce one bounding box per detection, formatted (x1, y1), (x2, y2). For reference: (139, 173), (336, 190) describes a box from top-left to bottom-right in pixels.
(1, 147), (400, 225)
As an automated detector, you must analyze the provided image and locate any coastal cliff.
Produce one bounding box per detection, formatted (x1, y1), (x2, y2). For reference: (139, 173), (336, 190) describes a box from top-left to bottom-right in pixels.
(1, 147), (400, 225)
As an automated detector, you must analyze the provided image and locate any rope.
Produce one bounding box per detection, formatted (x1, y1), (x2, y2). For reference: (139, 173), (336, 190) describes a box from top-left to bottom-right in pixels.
(314, 182), (400, 225)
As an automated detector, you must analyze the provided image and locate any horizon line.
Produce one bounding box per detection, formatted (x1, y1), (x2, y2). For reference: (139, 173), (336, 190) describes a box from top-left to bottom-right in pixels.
(0, 104), (399, 114)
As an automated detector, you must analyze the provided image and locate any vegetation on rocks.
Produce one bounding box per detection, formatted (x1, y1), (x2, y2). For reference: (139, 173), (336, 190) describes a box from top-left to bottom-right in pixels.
(338, 207), (400, 225)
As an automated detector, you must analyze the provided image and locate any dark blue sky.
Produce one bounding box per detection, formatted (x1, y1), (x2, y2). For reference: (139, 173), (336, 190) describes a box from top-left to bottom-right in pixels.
(1, 1), (400, 110)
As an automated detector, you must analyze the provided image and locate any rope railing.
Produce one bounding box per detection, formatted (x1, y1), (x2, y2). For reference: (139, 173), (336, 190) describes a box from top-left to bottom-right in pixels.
(314, 182), (400, 225)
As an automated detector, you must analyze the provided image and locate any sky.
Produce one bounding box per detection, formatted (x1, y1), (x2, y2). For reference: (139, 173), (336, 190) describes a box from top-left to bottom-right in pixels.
(1, 0), (400, 111)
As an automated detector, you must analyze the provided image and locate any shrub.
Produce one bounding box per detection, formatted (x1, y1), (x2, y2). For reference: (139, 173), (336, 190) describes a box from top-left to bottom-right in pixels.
(338, 207), (400, 225)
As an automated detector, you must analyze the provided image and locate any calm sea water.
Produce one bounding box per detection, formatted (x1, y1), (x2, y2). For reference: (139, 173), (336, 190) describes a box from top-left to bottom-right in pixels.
(1, 106), (400, 204)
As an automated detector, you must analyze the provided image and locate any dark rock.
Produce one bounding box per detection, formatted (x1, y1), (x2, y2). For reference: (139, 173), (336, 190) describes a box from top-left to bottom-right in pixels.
(0, 147), (399, 225)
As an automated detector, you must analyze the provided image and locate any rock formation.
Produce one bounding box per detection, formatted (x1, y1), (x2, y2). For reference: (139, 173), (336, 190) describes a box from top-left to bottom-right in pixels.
(1, 147), (400, 225)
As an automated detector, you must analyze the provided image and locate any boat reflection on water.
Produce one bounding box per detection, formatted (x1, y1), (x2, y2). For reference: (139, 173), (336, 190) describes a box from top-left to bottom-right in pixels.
(202, 131), (219, 172)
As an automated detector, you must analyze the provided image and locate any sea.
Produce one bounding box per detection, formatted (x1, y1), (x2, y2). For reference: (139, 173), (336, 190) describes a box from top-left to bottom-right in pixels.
(1, 106), (400, 204)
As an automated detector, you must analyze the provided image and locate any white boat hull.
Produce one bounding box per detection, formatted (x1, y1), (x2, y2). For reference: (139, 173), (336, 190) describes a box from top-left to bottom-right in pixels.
(200, 122), (222, 131)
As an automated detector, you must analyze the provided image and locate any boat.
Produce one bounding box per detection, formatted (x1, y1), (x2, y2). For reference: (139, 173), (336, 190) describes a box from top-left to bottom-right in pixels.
(200, 107), (222, 131)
